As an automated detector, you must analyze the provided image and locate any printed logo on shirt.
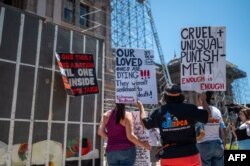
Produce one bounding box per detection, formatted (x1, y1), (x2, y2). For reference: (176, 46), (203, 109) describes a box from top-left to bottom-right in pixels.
(173, 120), (188, 127)
(162, 112), (172, 128)
(162, 112), (189, 128)
(208, 117), (219, 123)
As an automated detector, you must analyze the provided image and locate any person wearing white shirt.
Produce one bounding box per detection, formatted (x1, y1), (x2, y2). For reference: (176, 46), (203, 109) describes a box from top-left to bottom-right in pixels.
(196, 91), (226, 166)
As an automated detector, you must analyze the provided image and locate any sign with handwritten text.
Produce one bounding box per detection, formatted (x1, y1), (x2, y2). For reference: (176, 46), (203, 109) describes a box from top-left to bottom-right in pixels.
(132, 111), (150, 166)
(180, 26), (226, 92)
(55, 52), (99, 96)
(115, 48), (158, 104)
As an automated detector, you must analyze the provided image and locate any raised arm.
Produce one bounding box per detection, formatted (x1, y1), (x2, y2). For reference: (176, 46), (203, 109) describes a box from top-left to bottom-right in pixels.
(124, 112), (151, 150)
(137, 100), (147, 119)
(198, 92), (212, 119)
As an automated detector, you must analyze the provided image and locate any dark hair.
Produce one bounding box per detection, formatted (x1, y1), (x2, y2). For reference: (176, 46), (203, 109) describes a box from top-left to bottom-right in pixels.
(240, 108), (250, 120)
(115, 103), (125, 124)
(206, 91), (213, 104)
(163, 93), (185, 104)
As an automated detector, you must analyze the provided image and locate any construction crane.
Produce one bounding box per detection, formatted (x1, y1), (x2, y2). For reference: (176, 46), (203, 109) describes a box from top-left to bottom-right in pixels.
(111, 0), (172, 85)
(141, 0), (172, 86)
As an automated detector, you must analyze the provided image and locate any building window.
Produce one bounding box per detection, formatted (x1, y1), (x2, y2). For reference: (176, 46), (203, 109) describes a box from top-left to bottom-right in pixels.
(64, 0), (75, 23)
(80, 4), (89, 27)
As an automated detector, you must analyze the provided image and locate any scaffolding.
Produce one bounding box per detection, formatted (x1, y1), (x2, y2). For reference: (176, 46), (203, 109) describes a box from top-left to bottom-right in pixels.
(232, 77), (250, 105)
(226, 62), (250, 105)
(104, 0), (155, 111)
(111, 0), (153, 49)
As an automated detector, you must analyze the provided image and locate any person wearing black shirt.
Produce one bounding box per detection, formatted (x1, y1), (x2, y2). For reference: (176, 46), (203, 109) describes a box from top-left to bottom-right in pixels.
(137, 84), (211, 166)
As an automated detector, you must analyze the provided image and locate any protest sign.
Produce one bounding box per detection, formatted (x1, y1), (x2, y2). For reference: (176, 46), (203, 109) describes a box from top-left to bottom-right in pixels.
(55, 53), (99, 96)
(132, 111), (150, 166)
(180, 26), (226, 92)
(115, 48), (158, 104)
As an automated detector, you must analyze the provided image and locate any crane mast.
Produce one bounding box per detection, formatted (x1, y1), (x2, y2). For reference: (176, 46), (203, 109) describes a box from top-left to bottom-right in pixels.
(143, 1), (172, 85)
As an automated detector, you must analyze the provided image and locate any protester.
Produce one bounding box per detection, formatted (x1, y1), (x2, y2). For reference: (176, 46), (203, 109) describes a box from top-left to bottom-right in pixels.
(138, 84), (211, 166)
(98, 103), (151, 166)
(230, 108), (250, 149)
(196, 91), (226, 166)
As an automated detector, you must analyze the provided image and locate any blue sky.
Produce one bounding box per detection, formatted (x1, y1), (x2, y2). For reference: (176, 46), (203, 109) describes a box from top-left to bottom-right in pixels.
(151, 0), (250, 84)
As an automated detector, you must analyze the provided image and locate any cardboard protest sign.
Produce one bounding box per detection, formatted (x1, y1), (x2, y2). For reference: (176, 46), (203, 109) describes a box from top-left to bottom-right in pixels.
(115, 48), (158, 104)
(180, 26), (226, 92)
(132, 111), (150, 166)
(55, 53), (99, 96)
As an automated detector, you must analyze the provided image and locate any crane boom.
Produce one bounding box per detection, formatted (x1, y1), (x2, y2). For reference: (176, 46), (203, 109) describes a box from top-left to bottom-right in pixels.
(143, 1), (172, 85)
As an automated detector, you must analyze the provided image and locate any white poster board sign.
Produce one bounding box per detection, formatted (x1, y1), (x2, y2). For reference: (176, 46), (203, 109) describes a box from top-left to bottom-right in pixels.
(180, 26), (226, 92)
(132, 111), (150, 166)
(115, 48), (158, 104)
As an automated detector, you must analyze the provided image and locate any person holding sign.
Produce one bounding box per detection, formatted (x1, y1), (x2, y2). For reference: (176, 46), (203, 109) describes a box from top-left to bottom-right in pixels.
(138, 84), (211, 166)
(98, 103), (151, 166)
(196, 91), (226, 166)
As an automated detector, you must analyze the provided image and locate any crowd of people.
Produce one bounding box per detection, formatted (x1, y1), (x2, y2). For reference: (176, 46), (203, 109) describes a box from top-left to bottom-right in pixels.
(98, 84), (250, 166)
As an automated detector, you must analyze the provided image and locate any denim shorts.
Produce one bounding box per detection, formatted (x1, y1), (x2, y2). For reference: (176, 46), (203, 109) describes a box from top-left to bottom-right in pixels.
(106, 147), (136, 166)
